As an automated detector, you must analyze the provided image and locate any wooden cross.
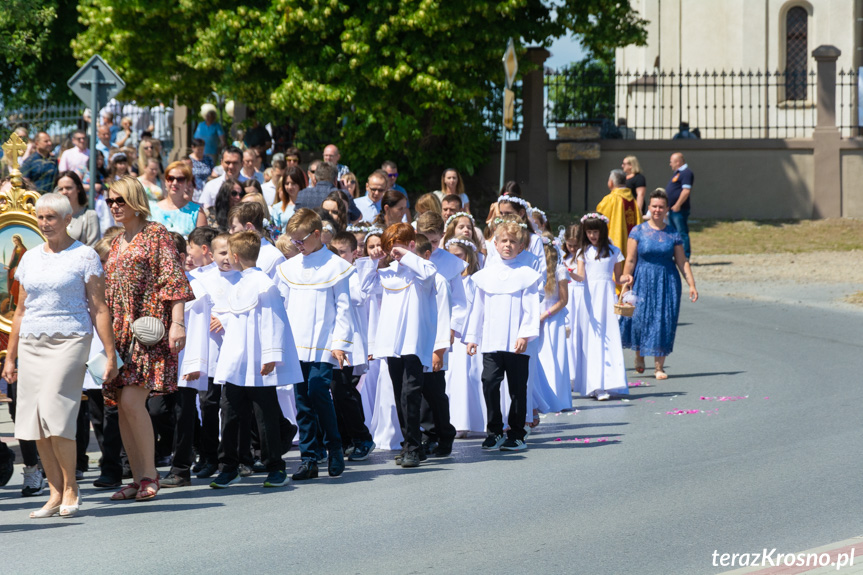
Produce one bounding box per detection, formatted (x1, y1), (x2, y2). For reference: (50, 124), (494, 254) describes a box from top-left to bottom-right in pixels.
(2, 133), (28, 171)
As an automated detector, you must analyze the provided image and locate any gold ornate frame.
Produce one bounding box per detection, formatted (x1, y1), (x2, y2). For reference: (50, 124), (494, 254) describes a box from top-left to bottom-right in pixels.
(0, 133), (46, 336)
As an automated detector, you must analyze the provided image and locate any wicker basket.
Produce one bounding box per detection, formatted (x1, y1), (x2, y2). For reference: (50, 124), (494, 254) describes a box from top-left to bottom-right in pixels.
(614, 284), (635, 317)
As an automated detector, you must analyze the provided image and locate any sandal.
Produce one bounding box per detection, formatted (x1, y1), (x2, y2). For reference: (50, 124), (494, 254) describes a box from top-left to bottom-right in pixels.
(110, 482), (140, 501)
(634, 357), (645, 374)
(136, 477), (159, 502)
(654, 369), (668, 380)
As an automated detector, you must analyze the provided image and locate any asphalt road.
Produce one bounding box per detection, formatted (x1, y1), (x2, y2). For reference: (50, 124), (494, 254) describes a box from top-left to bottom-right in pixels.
(1, 291), (861, 575)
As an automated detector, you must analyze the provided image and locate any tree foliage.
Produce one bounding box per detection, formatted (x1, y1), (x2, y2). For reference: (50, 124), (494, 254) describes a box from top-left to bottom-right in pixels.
(74, 0), (647, 190)
(546, 54), (616, 127)
(0, 0), (82, 107)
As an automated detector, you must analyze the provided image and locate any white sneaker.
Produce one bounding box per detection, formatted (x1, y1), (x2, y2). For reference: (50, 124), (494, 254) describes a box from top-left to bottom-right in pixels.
(596, 391), (611, 401)
(22, 465), (45, 497)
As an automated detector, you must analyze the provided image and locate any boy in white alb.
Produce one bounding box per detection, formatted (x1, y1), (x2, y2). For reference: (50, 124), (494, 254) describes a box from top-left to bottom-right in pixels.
(187, 231), (241, 479)
(357, 223), (439, 468)
(228, 201), (286, 279)
(210, 231), (303, 489)
(276, 209), (353, 480)
(465, 220), (541, 452)
(329, 231), (375, 461)
(415, 213), (464, 456)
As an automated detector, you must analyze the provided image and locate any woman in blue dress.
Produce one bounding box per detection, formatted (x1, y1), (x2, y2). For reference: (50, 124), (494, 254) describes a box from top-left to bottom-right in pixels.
(619, 189), (698, 380)
(148, 161), (207, 237)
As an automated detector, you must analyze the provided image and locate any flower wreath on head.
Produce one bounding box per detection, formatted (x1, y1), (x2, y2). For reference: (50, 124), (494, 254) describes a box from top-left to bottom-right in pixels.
(445, 211), (474, 229)
(497, 194), (530, 210)
(363, 227), (383, 243)
(445, 237), (477, 252)
(580, 212), (609, 224)
(541, 235), (566, 262)
(528, 207), (547, 222)
(492, 217), (528, 229)
(321, 221), (335, 233)
(347, 224), (376, 234)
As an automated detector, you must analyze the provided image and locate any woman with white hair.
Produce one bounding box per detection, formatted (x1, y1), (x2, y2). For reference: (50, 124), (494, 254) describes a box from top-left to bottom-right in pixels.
(2, 193), (118, 518)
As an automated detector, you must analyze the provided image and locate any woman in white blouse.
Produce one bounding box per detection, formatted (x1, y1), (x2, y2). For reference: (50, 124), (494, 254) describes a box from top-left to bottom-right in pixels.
(2, 193), (118, 519)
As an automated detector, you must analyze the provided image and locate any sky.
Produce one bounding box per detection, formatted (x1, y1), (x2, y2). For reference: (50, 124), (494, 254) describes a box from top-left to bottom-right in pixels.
(544, 33), (589, 69)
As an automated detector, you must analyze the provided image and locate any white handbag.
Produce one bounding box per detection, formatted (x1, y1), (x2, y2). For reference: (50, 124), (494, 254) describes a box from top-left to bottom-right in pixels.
(126, 317), (166, 362)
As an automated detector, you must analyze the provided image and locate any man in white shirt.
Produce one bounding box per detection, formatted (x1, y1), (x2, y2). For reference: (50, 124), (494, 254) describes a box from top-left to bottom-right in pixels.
(199, 146), (243, 208)
(353, 170), (388, 223)
(238, 149), (264, 185)
(58, 130), (90, 173)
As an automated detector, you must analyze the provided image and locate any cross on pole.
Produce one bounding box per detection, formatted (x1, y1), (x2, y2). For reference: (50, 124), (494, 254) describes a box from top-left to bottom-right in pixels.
(2, 133), (27, 172)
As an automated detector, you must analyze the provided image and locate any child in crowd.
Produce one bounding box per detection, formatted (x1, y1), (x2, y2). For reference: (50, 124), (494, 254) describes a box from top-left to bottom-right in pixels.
(414, 233), (454, 456)
(415, 212), (465, 456)
(534, 232), (572, 413)
(227, 202), (285, 279)
(562, 224), (588, 393)
(464, 219), (541, 452)
(444, 238), (485, 437)
(443, 211), (485, 258)
(329, 231), (376, 461)
(191, 232), (241, 479)
(574, 214), (628, 400)
(358, 223), (438, 468)
(210, 231), (302, 489)
(275, 234), (299, 259)
(275, 209), (352, 480)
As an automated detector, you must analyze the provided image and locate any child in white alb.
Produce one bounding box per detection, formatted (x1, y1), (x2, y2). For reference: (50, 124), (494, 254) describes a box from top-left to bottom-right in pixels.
(210, 231), (303, 489)
(464, 219), (541, 452)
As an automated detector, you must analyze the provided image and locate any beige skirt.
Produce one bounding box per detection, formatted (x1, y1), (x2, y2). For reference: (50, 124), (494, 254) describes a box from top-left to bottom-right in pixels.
(14, 333), (92, 441)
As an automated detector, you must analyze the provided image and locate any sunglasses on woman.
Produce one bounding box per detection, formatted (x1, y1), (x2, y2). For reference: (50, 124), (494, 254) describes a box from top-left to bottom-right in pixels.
(231, 190), (246, 199)
(165, 175), (187, 183)
(105, 197), (127, 207)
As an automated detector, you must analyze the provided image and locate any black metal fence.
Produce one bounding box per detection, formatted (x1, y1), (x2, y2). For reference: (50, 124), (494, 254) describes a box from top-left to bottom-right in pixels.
(544, 68), (859, 140)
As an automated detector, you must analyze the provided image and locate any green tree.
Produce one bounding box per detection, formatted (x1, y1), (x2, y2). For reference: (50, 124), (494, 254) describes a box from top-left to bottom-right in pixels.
(546, 53), (616, 128)
(0, 0), (82, 108)
(75, 0), (647, 190)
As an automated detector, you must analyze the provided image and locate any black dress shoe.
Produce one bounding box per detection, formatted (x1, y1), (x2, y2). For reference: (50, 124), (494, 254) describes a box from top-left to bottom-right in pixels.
(93, 475), (122, 489)
(421, 440), (438, 456)
(196, 461), (218, 479)
(328, 451), (345, 477)
(432, 442), (453, 457)
(291, 460), (318, 481)
(160, 473), (192, 488)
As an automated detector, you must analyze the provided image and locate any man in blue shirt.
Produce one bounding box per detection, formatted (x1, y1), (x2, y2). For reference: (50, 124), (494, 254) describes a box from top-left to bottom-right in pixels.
(295, 162), (362, 222)
(20, 132), (58, 195)
(193, 110), (226, 163)
(381, 160), (408, 202)
(664, 152), (694, 259)
(354, 170), (388, 223)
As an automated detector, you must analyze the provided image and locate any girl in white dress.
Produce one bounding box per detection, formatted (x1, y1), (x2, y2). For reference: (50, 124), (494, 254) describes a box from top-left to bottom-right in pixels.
(443, 212), (486, 263)
(534, 232), (572, 413)
(562, 224), (588, 393)
(444, 238), (486, 437)
(573, 214), (629, 400)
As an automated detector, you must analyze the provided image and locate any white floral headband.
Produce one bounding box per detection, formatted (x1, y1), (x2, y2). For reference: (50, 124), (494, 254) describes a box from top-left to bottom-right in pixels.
(445, 212), (474, 229)
(493, 217), (528, 228)
(321, 222), (335, 233)
(580, 212), (609, 224)
(528, 207), (547, 222)
(497, 194), (530, 209)
(541, 236), (565, 261)
(363, 228), (383, 243)
(347, 224), (376, 233)
(445, 238), (477, 252)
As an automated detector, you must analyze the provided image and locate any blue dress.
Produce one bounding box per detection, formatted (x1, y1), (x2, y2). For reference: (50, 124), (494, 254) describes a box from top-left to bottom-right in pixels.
(149, 200), (202, 237)
(619, 222), (682, 357)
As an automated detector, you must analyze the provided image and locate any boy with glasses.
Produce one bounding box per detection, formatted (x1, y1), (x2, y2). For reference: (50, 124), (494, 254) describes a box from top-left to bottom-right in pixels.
(275, 209), (354, 480)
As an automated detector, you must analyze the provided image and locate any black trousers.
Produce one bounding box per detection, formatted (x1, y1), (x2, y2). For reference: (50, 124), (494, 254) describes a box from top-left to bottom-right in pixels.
(386, 355), (424, 453)
(75, 399), (90, 472)
(165, 387), (200, 478)
(482, 352), (529, 441)
(7, 382), (38, 467)
(147, 395), (174, 460)
(419, 370), (456, 446)
(331, 366), (372, 446)
(197, 379), (221, 465)
(218, 384), (285, 473)
(85, 389), (127, 481)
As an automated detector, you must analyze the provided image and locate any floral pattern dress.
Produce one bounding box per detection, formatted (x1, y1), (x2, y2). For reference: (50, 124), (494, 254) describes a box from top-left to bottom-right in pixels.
(103, 221), (193, 404)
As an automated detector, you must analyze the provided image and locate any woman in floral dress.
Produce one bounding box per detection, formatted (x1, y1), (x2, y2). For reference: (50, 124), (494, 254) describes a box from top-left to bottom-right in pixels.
(103, 176), (193, 502)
